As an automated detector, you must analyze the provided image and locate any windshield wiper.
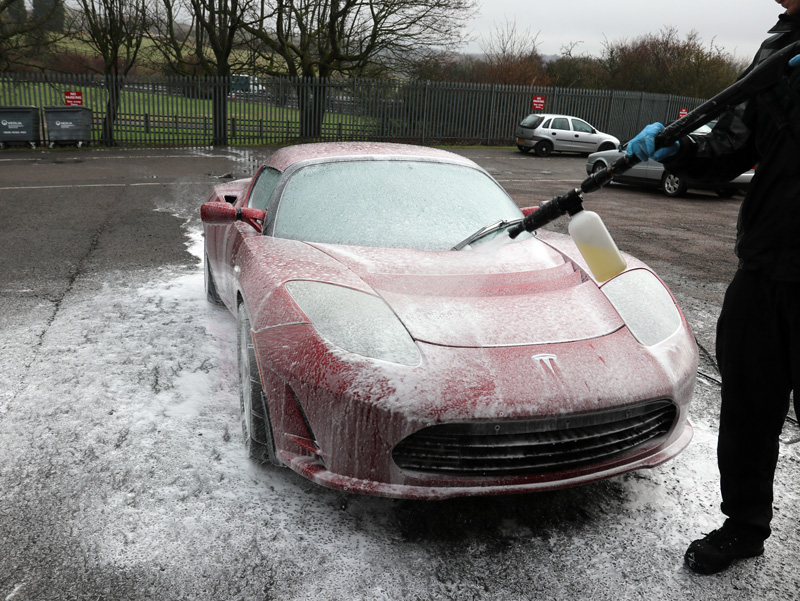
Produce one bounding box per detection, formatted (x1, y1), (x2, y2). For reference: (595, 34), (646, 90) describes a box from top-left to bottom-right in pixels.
(451, 219), (523, 251)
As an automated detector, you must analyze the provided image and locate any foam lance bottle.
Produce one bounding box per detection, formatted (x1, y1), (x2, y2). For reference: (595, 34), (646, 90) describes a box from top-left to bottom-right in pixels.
(567, 208), (627, 282)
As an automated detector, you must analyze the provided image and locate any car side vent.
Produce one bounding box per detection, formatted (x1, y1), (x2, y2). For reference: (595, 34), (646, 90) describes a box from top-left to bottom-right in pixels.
(392, 399), (677, 477)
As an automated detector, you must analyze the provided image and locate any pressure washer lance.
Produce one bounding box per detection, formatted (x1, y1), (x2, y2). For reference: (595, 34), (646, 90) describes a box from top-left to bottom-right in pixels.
(507, 38), (800, 281)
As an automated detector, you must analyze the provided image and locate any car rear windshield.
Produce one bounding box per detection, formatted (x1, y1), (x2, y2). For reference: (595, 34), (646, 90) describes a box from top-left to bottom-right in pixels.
(274, 160), (522, 251)
(519, 114), (543, 128)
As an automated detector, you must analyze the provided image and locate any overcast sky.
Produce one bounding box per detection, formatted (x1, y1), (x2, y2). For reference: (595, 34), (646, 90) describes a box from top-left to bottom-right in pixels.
(465, 0), (786, 60)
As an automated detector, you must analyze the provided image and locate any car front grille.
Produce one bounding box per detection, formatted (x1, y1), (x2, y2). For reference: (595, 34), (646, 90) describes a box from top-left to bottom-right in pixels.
(392, 400), (677, 478)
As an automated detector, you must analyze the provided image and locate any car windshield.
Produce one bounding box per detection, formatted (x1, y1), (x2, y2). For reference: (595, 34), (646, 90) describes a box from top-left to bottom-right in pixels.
(520, 114), (543, 128)
(273, 160), (523, 251)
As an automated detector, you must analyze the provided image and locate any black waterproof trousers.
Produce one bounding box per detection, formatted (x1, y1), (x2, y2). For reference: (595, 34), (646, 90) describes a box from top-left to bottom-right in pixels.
(716, 269), (800, 539)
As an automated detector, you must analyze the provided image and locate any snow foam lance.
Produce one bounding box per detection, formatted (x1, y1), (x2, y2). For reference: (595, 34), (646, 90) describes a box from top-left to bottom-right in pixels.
(508, 187), (626, 282)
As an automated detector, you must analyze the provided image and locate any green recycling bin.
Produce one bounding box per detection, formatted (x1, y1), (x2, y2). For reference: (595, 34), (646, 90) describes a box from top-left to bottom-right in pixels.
(0, 106), (40, 149)
(44, 105), (93, 147)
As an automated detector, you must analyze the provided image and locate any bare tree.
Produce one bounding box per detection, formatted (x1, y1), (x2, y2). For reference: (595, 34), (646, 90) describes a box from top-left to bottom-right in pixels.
(145, 0), (199, 76)
(69, 0), (149, 144)
(0, 0), (65, 70)
(599, 27), (746, 97)
(241, 0), (477, 137)
(545, 42), (607, 90)
(33, 0), (64, 31)
(147, 0), (252, 143)
(478, 19), (548, 86)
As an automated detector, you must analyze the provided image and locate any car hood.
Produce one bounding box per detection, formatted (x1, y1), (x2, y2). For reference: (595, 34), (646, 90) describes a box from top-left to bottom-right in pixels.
(310, 238), (624, 347)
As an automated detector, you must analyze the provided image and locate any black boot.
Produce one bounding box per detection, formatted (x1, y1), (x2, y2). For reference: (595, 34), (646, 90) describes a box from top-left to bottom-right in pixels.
(685, 523), (765, 575)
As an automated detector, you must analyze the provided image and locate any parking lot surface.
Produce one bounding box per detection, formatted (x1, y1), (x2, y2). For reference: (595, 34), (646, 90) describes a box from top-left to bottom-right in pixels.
(1, 146), (796, 601)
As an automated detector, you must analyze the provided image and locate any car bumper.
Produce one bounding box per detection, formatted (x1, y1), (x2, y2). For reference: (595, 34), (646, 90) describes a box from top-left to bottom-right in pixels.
(284, 420), (693, 499)
(254, 322), (697, 499)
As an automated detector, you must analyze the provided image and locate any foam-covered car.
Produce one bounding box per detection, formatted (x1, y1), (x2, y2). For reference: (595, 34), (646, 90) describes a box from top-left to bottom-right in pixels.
(201, 142), (697, 499)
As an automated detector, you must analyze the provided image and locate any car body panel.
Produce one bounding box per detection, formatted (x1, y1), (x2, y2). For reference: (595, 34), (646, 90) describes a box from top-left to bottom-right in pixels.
(201, 142), (697, 499)
(586, 147), (754, 196)
(515, 114), (620, 155)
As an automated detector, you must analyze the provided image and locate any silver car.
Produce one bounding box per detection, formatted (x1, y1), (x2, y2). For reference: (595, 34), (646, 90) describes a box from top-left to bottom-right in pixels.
(515, 113), (620, 157)
(585, 125), (754, 197)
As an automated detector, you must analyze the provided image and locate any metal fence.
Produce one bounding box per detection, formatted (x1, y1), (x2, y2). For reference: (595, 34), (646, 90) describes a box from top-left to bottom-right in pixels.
(0, 72), (705, 149)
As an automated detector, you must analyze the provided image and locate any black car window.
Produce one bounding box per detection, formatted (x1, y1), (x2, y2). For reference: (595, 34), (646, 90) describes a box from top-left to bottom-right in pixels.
(520, 114), (543, 128)
(551, 118), (570, 131)
(541, 119), (551, 128)
(248, 167), (281, 211)
(571, 119), (593, 134)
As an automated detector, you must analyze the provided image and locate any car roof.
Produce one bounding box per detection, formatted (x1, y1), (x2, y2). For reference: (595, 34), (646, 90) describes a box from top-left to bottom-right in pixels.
(264, 142), (477, 172)
(529, 113), (585, 120)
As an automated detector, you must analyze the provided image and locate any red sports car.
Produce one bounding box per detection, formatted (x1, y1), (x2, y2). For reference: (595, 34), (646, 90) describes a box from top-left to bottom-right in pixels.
(201, 142), (697, 499)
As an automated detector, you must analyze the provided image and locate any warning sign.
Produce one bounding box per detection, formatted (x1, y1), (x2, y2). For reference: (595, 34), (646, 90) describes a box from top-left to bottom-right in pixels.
(65, 91), (83, 106)
(531, 96), (546, 111)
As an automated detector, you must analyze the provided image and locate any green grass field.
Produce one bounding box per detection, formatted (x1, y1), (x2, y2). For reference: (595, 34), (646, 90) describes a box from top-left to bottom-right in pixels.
(0, 77), (380, 146)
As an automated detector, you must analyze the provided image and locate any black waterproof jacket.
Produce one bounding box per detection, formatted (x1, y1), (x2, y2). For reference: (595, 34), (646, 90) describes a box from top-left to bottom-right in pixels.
(664, 14), (800, 280)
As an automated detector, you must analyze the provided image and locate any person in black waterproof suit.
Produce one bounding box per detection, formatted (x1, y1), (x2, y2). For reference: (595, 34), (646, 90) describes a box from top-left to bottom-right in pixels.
(626, 0), (800, 576)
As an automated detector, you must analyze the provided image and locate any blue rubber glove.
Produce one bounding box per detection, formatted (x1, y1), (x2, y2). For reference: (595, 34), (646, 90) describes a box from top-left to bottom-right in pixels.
(626, 122), (680, 162)
(790, 54), (800, 67)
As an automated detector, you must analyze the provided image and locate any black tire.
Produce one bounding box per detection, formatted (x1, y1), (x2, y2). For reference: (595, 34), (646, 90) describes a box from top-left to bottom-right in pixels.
(534, 140), (553, 157)
(662, 173), (687, 197)
(204, 247), (223, 305)
(517, 145), (532, 153)
(597, 142), (616, 152)
(237, 302), (281, 466)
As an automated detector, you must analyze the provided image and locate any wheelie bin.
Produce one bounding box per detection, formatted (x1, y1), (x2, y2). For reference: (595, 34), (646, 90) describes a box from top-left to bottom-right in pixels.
(0, 106), (41, 149)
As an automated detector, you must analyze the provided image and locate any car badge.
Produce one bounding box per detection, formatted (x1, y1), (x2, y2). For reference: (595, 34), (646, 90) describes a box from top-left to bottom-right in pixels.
(533, 353), (558, 374)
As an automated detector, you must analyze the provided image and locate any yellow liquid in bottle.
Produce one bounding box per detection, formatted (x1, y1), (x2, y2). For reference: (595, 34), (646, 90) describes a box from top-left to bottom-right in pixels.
(575, 242), (627, 282)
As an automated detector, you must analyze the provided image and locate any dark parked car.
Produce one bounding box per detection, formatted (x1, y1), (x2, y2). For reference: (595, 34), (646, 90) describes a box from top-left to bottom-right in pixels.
(585, 125), (754, 197)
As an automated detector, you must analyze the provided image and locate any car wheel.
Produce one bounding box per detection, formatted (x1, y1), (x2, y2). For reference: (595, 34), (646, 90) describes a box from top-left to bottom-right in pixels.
(534, 140), (553, 157)
(662, 173), (687, 197)
(204, 249), (223, 305)
(238, 302), (281, 466)
(597, 142), (616, 152)
(517, 145), (531, 153)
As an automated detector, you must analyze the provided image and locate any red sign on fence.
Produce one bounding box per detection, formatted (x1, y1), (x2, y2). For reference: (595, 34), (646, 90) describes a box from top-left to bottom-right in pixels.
(531, 95), (546, 111)
(678, 108), (689, 119)
(65, 91), (83, 106)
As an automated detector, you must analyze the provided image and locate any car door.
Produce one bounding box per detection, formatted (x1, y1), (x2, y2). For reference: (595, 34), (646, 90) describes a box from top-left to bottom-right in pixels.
(218, 167), (282, 304)
(570, 119), (601, 153)
(643, 158), (667, 185)
(547, 117), (573, 151)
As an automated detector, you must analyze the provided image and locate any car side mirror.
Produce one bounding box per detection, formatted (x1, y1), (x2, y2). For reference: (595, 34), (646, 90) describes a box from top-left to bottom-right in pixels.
(201, 201), (265, 233)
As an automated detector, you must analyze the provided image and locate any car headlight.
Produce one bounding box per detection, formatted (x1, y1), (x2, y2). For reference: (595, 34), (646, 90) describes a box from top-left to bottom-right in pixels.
(601, 269), (681, 347)
(285, 281), (421, 366)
